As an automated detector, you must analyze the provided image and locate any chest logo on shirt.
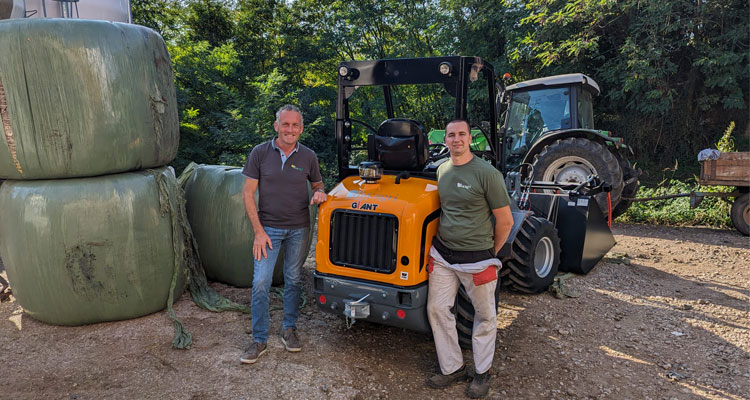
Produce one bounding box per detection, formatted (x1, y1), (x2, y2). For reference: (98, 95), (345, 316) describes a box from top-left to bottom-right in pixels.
(457, 182), (472, 190)
(290, 164), (303, 172)
(351, 200), (379, 211)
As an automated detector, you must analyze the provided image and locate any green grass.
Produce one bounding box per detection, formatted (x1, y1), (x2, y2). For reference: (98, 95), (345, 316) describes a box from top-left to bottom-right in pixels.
(619, 179), (734, 228)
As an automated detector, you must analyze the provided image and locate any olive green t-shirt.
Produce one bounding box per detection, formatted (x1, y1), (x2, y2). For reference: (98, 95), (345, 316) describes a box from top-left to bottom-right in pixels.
(436, 156), (511, 251)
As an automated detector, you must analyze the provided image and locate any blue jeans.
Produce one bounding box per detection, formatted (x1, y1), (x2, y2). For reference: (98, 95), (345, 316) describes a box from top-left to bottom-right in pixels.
(251, 226), (309, 343)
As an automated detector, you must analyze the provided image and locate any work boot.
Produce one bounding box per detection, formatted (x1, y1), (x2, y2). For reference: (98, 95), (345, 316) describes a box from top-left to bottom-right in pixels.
(280, 328), (302, 352)
(466, 370), (491, 399)
(239, 342), (267, 364)
(426, 365), (468, 389)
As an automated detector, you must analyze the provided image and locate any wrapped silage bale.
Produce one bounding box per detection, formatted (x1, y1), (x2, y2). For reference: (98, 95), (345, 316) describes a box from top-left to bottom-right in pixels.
(0, 167), (187, 325)
(181, 164), (317, 288)
(0, 18), (179, 180)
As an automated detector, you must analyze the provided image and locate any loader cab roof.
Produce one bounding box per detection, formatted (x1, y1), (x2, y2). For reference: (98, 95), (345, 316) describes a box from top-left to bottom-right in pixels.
(506, 73), (600, 96)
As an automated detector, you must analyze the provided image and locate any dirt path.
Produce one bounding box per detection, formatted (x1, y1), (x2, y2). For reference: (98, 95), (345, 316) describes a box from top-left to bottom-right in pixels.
(1, 223), (748, 400)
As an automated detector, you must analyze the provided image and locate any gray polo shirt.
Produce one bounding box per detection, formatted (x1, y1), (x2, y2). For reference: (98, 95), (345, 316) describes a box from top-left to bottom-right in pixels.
(242, 139), (322, 229)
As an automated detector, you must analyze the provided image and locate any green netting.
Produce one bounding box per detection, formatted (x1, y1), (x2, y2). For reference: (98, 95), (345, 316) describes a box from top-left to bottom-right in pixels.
(150, 168), (250, 349)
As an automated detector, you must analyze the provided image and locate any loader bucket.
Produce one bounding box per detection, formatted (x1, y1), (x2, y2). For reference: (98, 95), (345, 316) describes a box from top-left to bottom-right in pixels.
(527, 194), (615, 274)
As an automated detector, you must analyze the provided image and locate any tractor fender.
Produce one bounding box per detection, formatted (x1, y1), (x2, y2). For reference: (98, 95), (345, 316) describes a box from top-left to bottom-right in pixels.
(521, 129), (631, 166)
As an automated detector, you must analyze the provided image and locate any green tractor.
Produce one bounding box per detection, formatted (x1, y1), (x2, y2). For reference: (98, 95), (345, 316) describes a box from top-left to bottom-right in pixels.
(430, 73), (640, 219)
(500, 74), (640, 218)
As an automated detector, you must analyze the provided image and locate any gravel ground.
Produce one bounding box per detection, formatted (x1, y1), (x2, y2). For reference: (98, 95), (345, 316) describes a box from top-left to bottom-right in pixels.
(1, 223), (748, 400)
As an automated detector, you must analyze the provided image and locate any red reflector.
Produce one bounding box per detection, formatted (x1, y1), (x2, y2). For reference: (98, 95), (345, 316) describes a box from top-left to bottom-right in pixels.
(396, 309), (406, 319)
(318, 295), (327, 304)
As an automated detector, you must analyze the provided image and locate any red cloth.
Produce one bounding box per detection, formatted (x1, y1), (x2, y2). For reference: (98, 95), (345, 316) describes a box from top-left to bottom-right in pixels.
(427, 256), (434, 273)
(472, 266), (498, 286)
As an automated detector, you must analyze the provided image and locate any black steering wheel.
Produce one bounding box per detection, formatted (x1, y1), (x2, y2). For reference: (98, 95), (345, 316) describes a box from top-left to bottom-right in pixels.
(429, 143), (449, 160)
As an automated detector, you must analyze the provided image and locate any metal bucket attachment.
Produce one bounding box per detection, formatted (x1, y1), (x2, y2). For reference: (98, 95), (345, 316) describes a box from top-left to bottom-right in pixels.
(527, 194), (615, 274)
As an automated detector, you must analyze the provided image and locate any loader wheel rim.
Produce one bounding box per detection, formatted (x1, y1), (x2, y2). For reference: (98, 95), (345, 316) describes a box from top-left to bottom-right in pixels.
(542, 156), (597, 184)
(534, 236), (554, 278)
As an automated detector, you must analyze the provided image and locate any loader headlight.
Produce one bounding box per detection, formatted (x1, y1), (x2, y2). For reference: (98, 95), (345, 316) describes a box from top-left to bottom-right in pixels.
(358, 161), (383, 183)
(338, 65), (359, 80)
(439, 61), (452, 76)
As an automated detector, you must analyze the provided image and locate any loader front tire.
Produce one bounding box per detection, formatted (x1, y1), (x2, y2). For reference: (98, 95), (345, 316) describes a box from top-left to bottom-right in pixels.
(455, 285), (481, 349)
(455, 281), (504, 349)
(499, 216), (560, 294)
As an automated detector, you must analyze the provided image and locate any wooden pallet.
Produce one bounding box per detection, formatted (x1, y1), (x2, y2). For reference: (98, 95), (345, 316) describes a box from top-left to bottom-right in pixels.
(699, 152), (750, 187)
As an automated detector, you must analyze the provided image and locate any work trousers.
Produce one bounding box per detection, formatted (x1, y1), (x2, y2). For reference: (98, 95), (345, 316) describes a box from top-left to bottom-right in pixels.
(426, 257), (498, 375)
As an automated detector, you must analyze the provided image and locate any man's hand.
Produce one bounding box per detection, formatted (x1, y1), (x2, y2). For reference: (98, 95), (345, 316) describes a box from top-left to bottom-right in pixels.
(310, 181), (327, 205)
(253, 230), (273, 261)
(244, 177), (272, 261)
(310, 190), (328, 205)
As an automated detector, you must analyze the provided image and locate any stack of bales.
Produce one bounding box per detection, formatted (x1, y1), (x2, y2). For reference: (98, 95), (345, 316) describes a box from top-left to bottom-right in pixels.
(180, 164), (317, 288)
(0, 18), (185, 325)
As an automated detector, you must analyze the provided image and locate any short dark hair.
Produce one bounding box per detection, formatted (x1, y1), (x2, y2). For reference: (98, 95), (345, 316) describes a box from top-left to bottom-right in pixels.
(275, 104), (304, 124)
(445, 119), (470, 131)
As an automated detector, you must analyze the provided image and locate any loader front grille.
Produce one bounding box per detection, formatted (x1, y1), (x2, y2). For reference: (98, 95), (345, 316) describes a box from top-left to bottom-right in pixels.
(329, 210), (398, 273)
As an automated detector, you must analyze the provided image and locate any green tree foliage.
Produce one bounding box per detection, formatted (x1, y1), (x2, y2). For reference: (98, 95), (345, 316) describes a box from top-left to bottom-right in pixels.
(131, 0), (181, 41)
(134, 0), (747, 192)
(185, 0), (235, 46)
(511, 0), (749, 177)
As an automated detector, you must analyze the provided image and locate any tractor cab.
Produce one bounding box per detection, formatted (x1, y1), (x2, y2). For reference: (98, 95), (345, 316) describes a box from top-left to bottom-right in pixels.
(497, 73), (639, 219)
(501, 73), (600, 169)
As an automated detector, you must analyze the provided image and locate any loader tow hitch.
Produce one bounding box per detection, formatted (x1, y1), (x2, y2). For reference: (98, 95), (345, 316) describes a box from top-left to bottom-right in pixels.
(344, 294), (371, 329)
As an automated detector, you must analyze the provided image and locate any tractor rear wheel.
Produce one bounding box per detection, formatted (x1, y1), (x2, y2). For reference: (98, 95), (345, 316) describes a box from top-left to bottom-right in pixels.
(611, 157), (640, 220)
(730, 193), (749, 236)
(499, 216), (561, 294)
(532, 138), (624, 217)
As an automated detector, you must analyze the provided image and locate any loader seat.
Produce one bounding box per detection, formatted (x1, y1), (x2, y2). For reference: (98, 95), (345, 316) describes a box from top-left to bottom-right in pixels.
(370, 118), (429, 171)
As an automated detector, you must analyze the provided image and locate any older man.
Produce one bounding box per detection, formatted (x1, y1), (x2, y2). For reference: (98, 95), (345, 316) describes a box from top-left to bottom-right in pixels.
(240, 105), (327, 364)
(426, 119), (514, 398)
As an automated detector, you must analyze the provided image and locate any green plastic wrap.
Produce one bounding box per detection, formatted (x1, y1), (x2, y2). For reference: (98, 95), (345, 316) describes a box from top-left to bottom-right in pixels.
(182, 164), (317, 288)
(0, 167), (187, 326)
(0, 19), (179, 180)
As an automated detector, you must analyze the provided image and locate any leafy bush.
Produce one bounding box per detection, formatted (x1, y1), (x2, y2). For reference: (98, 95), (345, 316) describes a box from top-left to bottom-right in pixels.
(619, 179), (733, 228)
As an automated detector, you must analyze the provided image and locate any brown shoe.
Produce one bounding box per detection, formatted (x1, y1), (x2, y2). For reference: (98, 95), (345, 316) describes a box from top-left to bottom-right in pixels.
(466, 370), (491, 399)
(240, 342), (267, 364)
(280, 328), (301, 352)
(426, 365), (468, 389)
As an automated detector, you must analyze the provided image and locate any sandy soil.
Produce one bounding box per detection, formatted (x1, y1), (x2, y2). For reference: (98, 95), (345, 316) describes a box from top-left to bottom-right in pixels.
(1, 223), (748, 400)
